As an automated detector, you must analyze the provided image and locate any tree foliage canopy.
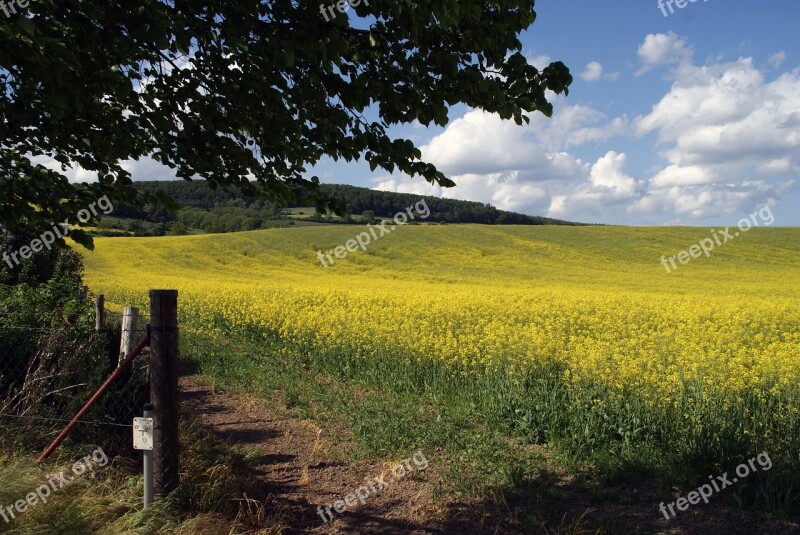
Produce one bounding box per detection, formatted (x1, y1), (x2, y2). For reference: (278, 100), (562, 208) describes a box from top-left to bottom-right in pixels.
(0, 0), (571, 247)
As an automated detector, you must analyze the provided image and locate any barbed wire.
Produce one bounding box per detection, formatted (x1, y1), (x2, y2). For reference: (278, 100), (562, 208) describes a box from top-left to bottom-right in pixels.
(0, 326), (150, 332)
(0, 412), (133, 427)
(0, 311), (153, 319)
(0, 312), (71, 316)
(0, 326), (74, 332)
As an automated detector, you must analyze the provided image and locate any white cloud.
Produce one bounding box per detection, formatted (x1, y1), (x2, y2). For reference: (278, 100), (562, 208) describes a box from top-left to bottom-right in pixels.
(580, 61), (619, 82)
(30, 154), (179, 183)
(420, 105), (624, 176)
(380, 37), (798, 224)
(418, 107), (609, 178)
(636, 32), (693, 75)
(628, 182), (791, 220)
(650, 165), (713, 188)
(581, 61), (603, 82)
(525, 54), (551, 70)
(768, 51), (786, 69)
(372, 102), (625, 216)
(420, 111), (546, 175)
(390, 101), (635, 217)
(635, 58), (800, 185)
(377, 99), (624, 221)
(627, 54), (800, 219)
(373, 176), (443, 197)
(546, 151), (640, 218)
(529, 106), (627, 148)
(121, 157), (180, 181)
(588, 151), (636, 193)
(376, 171), (549, 214)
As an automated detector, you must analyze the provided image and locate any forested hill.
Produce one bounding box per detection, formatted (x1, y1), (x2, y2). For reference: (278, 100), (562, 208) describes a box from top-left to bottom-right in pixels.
(315, 184), (579, 225)
(103, 180), (582, 236)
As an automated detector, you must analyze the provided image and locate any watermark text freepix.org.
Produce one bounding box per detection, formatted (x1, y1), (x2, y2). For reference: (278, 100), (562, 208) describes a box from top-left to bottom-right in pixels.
(658, 0), (709, 18)
(319, 0), (368, 22)
(659, 451), (771, 520)
(317, 450), (428, 523)
(660, 205), (773, 273)
(0, 0), (32, 18)
(0, 447), (109, 524)
(316, 199), (430, 267)
(2, 195), (114, 270)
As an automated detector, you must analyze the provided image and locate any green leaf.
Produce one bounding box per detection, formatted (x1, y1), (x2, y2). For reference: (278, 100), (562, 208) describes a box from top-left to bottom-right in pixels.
(17, 17), (35, 36)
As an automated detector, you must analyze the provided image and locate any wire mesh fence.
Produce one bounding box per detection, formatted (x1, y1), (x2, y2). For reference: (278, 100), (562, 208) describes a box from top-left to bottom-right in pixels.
(0, 304), (151, 456)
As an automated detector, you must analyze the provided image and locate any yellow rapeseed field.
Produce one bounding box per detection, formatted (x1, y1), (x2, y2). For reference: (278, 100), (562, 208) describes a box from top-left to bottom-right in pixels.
(80, 225), (800, 423)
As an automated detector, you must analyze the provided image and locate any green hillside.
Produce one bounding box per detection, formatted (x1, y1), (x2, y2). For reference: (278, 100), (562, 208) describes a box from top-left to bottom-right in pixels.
(99, 180), (582, 236)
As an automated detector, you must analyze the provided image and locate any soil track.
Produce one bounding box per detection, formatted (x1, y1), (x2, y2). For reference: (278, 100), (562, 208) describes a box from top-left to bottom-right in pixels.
(179, 375), (800, 535)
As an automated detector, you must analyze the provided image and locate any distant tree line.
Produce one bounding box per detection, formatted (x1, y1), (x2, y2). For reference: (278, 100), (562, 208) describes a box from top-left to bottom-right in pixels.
(319, 184), (576, 225)
(106, 181), (287, 235)
(101, 180), (580, 236)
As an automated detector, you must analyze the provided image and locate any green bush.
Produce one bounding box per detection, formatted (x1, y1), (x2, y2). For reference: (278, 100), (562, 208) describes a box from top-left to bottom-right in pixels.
(0, 243), (147, 454)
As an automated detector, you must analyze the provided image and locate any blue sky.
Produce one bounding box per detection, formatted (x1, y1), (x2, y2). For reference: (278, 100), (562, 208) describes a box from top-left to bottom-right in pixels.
(56, 0), (800, 226)
(320, 0), (800, 225)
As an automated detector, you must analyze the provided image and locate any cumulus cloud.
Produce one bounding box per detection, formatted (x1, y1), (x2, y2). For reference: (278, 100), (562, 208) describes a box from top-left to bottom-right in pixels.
(377, 104), (634, 213)
(528, 106), (627, 148)
(525, 54), (551, 70)
(768, 51), (786, 69)
(580, 61), (619, 82)
(581, 61), (603, 82)
(420, 111), (551, 175)
(636, 32), (693, 75)
(635, 58), (800, 175)
(380, 33), (798, 223)
(374, 102), (631, 218)
(547, 151), (641, 218)
(420, 106), (623, 177)
(628, 182), (790, 220)
(629, 50), (800, 218)
(372, 176), (444, 198)
(121, 157), (180, 181)
(30, 154), (178, 183)
(376, 171), (549, 215)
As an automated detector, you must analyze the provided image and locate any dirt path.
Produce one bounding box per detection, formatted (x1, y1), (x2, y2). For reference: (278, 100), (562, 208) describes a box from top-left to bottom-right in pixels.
(179, 375), (800, 535)
(179, 375), (446, 534)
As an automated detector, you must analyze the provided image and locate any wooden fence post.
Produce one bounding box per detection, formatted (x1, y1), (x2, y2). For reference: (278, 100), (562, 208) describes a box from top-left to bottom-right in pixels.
(119, 306), (140, 367)
(95, 294), (105, 331)
(149, 290), (179, 496)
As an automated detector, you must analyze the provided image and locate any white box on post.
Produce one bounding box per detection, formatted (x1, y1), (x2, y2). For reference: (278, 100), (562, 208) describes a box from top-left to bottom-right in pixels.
(133, 417), (154, 451)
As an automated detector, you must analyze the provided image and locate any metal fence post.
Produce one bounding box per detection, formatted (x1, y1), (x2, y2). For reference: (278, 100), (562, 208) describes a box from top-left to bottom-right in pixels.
(143, 403), (154, 508)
